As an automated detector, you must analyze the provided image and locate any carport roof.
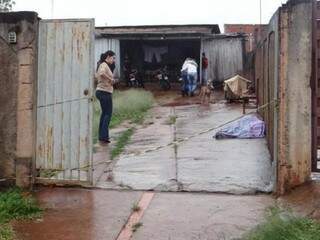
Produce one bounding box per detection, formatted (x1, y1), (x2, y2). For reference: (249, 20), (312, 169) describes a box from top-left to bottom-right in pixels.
(95, 24), (221, 38)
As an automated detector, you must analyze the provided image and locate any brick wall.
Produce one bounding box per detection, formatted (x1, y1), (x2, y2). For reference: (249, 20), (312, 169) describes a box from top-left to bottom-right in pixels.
(224, 24), (268, 53)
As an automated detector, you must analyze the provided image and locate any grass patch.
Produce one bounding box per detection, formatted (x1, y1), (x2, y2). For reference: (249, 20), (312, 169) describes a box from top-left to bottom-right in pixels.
(0, 188), (42, 223)
(0, 224), (15, 240)
(166, 115), (177, 125)
(244, 207), (320, 240)
(0, 188), (42, 240)
(111, 128), (134, 160)
(131, 203), (141, 212)
(132, 222), (143, 232)
(93, 89), (154, 144)
(39, 169), (61, 178)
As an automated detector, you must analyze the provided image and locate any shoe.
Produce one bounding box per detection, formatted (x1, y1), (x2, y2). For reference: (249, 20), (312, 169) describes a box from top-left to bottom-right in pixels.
(99, 140), (111, 145)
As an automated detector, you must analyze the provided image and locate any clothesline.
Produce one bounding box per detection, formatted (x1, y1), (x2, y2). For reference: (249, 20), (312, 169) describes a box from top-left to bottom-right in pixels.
(143, 45), (168, 63)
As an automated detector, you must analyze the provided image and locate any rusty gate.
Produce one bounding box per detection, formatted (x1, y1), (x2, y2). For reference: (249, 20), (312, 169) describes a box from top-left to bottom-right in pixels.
(312, 0), (320, 172)
(35, 19), (95, 185)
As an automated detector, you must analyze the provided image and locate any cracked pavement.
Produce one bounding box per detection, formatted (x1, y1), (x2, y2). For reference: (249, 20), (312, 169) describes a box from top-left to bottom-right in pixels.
(96, 103), (274, 194)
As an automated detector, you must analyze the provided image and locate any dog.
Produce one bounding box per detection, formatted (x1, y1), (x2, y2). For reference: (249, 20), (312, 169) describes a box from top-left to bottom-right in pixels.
(199, 79), (214, 105)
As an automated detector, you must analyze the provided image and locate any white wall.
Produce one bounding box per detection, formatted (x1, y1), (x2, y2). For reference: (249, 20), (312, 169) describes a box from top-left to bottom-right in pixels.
(95, 38), (121, 78)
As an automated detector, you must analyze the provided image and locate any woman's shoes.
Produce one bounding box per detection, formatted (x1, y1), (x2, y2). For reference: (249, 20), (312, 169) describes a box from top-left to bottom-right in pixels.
(99, 140), (111, 146)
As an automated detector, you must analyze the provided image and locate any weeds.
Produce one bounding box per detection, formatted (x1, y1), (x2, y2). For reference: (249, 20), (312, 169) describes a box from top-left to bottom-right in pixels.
(0, 188), (42, 240)
(111, 89), (154, 127)
(0, 224), (15, 240)
(111, 128), (134, 160)
(39, 169), (62, 178)
(166, 115), (177, 125)
(131, 203), (141, 212)
(132, 222), (143, 232)
(0, 188), (42, 223)
(244, 206), (320, 240)
(93, 89), (154, 144)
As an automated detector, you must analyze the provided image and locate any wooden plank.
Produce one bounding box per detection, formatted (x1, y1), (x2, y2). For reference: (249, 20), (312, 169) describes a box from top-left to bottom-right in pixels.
(61, 22), (73, 180)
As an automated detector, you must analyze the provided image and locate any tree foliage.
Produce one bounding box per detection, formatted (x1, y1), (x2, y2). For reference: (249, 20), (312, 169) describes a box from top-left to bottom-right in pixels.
(0, 0), (15, 12)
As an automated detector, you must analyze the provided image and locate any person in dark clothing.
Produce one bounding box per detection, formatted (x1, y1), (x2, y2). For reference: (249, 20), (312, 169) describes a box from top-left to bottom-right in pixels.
(95, 51), (116, 145)
(202, 52), (209, 85)
(123, 55), (132, 87)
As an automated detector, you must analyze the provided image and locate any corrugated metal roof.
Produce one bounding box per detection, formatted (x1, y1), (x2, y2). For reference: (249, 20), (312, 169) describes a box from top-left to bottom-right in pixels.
(95, 24), (220, 37)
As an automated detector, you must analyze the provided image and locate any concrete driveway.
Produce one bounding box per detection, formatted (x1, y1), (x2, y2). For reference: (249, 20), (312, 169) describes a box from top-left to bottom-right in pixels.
(96, 102), (274, 194)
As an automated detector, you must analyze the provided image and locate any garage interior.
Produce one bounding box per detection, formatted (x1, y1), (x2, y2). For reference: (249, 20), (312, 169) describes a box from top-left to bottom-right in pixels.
(120, 39), (201, 83)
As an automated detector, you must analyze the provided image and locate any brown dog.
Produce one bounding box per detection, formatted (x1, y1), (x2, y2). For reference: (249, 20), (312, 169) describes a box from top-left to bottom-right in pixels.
(199, 79), (214, 105)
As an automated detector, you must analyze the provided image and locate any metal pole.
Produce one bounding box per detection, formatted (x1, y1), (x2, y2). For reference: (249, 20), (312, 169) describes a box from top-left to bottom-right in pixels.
(259, 0), (262, 25)
(51, 0), (54, 18)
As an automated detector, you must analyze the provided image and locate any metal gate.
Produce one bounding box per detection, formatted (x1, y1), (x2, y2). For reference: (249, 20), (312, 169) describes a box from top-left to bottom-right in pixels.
(312, 0), (320, 172)
(36, 19), (94, 185)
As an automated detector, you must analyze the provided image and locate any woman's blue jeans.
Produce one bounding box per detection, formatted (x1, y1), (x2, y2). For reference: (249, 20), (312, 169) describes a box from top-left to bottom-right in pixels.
(182, 72), (197, 94)
(96, 90), (113, 141)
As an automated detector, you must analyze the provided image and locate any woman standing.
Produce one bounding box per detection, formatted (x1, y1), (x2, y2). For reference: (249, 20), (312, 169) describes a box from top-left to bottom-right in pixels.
(95, 51), (116, 145)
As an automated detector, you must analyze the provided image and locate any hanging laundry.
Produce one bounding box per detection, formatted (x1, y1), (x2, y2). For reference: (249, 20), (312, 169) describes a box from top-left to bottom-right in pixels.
(143, 46), (168, 63)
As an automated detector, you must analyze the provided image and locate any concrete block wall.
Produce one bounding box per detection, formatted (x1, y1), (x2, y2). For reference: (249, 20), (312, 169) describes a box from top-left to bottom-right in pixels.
(0, 38), (18, 185)
(0, 12), (38, 188)
(255, 0), (313, 194)
(277, 0), (313, 194)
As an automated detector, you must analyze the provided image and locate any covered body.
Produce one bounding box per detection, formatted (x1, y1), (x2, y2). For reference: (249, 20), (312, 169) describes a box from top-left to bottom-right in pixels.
(215, 114), (265, 139)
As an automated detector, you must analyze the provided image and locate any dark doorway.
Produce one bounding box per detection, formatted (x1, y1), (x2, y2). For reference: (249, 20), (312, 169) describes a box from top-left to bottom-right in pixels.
(120, 39), (201, 83)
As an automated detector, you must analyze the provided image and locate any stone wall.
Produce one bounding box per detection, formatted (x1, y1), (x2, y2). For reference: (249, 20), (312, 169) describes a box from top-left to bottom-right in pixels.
(0, 12), (38, 187)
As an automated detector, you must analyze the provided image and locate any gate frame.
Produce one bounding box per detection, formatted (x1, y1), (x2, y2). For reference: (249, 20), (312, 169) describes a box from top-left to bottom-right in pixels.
(33, 18), (95, 187)
(312, 0), (320, 172)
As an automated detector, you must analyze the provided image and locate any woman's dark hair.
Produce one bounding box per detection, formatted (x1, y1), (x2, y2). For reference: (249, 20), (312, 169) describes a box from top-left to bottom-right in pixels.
(99, 52), (107, 63)
(105, 50), (116, 58)
(97, 53), (106, 71)
(99, 51), (115, 63)
(96, 51), (116, 71)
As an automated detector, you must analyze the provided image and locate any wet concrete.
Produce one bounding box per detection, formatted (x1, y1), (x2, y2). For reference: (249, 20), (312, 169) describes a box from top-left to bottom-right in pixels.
(12, 187), (275, 240)
(96, 107), (176, 190)
(132, 192), (274, 240)
(97, 102), (273, 194)
(13, 188), (142, 240)
(175, 104), (273, 194)
(12, 182), (320, 240)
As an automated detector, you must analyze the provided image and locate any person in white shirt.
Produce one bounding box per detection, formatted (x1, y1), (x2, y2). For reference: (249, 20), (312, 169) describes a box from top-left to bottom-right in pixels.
(181, 58), (198, 96)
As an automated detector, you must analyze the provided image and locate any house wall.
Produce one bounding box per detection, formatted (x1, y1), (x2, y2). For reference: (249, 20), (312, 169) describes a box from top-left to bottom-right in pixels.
(0, 12), (38, 188)
(203, 37), (244, 83)
(95, 38), (120, 78)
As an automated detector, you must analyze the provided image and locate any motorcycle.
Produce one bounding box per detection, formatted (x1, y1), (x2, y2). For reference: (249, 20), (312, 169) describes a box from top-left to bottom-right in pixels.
(128, 69), (144, 88)
(156, 67), (171, 91)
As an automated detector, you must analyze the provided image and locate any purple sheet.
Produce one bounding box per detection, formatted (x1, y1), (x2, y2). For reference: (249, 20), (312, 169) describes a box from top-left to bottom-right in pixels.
(215, 114), (265, 139)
